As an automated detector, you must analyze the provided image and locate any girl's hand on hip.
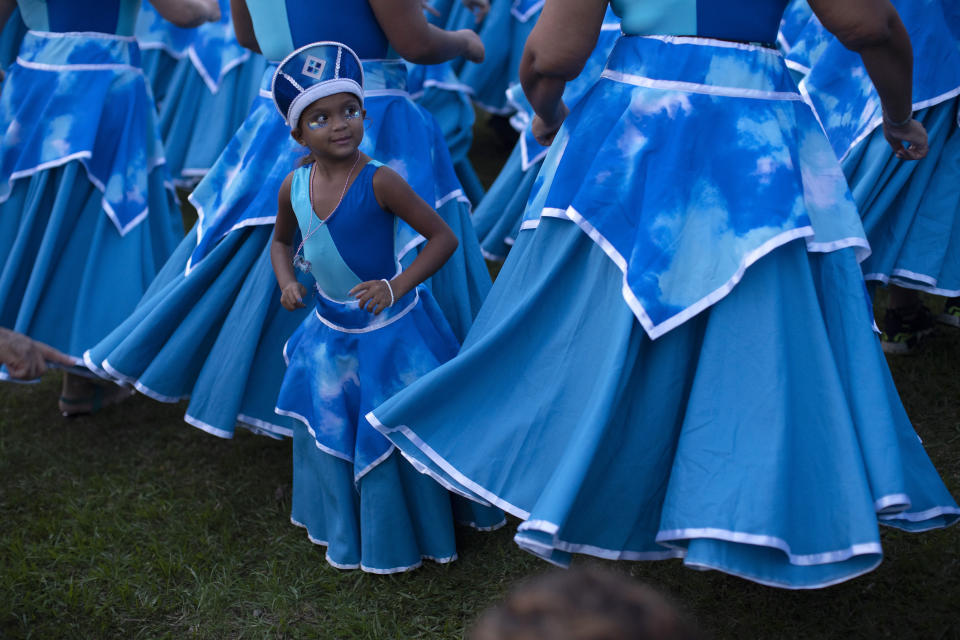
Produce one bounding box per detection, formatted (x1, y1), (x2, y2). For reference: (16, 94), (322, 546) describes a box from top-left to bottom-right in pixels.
(280, 282), (307, 311)
(350, 280), (394, 315)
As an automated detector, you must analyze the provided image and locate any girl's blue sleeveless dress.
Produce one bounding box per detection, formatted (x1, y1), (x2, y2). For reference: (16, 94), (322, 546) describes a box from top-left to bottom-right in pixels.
(473, 7), (621, 261)
(276, 161), (503, 572)
(0, 0), (182, 380)
(84, 0), (491, 439)
(445, 0), (541, 114)
(135, 0), (267, 186)
(787, 0), (960, 298)
(369, 0), (960, 589)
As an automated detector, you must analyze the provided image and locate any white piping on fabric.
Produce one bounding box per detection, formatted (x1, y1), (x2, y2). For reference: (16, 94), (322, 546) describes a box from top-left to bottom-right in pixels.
(541, 207), (818, 340)
(804, 237), (871, 263)
(656, 527), (883, 566)
(878, 505), (960, 525)
(420, 79), (474, 95)
(274, 407), (355, 462)
(863, 271), (960, 298)
(312, 289), (419, 334)
(682, 555), (883, 590)
(364, 88), (409, 98)
(642, 34), (783, 55)
(776, 32), (790, 54)
(503, 236), (515, 246)
(183, 413), (236, 439)
(236, 413), (293, 438)
(186, 47), (252, 94)
(874, 493), (911, 513)
(16, 57), (143, 74)
(480, 248), (507, 262)
(435, 188), (467, 209)
(353, 446), (397, 484)
(460, 517), (507, 532)
(784, 59), (810, 77)
(101, 358), (188, 403)
(600, 69), (802, 101)
(510, 0), (544, 22)
(396, 235), (426, 261)
(366, 413), (533, 519)
(519, 134), (548, 172)
(27, 30), (137, 42)
(833, 85), (960, 162)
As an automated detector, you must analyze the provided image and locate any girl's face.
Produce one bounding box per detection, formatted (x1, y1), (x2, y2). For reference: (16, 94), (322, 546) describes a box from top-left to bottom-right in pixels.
(293, 92), (365, 161)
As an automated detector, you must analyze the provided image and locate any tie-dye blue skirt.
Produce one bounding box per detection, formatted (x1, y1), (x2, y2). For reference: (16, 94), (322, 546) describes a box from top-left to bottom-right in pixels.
(0, 31), (181, 379)
(85, 60), (490, 438)
(367, 35), (960, 589)
(136, 0), (267, 186)
(473, 12), (621, 261)
(279, 287), (504, 572)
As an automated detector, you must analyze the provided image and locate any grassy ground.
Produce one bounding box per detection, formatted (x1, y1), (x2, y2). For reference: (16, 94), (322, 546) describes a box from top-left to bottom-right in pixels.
(1, 115), (959, 639)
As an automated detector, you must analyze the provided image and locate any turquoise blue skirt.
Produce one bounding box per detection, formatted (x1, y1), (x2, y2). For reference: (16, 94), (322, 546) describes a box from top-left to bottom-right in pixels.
(280, 287), (504, 572)
(370, 218), (960, 588)
(847, 98), (960, 296)
(0, 31), (182, 379)
(472, 142), (536, 261)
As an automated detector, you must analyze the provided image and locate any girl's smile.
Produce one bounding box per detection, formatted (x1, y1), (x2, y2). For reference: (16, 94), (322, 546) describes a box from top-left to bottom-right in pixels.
(294, 93), (366, 160)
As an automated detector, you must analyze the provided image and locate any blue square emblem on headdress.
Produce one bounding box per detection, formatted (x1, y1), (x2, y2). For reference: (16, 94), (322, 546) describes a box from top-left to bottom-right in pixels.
(302, 56), (326, 80)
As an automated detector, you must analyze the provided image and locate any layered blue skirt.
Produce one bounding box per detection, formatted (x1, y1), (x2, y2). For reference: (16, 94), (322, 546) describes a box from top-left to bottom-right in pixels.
(368, 35), (960, 589)
(473, 13), (621, 261)
(785, 0), (960, 296)
(279, 288), (504, 572)
(85, 60), (491, 438)
(0, 31), (181, 379)
(136, 0), (267, 185)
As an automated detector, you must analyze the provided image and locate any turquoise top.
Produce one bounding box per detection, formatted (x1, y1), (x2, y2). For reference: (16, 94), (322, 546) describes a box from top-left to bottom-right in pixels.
(290, 160), (398, 302)
(611, 0), (789, 43)
(245, 0), (391, 62)
(17, 0), (140, 36)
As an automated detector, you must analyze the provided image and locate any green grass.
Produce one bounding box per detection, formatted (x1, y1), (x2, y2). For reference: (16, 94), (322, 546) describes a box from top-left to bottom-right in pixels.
(1, 120), (959, 639)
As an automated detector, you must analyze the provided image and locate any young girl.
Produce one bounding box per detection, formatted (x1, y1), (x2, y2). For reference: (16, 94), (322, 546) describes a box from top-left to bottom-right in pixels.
(270, 42), (503, 572)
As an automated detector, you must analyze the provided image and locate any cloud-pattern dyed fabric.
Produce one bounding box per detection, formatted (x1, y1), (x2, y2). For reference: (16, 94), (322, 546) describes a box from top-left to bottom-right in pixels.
(792, 0), (960, 161)
(522, 35), (866, 339)
(0, 31), (168, 236)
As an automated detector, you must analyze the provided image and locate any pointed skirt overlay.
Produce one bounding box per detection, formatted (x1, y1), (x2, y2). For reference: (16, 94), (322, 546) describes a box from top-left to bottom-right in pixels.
(85, 58), (491, 438)
(473, 10), (621, 261)
(369, 34), (960, 589)
(277, 163), (503, 572)
(0, 29), (181, 378)
(789, 0), (960, 296)
(135, 0), (267, 186)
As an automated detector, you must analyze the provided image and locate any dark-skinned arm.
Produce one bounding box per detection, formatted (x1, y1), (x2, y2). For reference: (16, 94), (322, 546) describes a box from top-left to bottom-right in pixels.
(350, 167), (458, 314)
(369, 0), (484, 64)
(809, 0), (927, 160)
(0, 0), (15, 34)
(230, 0), (260, 53)
(148, 0), (221, 28)
(271, 173), (308, 310)
(519, 0), (607, 145)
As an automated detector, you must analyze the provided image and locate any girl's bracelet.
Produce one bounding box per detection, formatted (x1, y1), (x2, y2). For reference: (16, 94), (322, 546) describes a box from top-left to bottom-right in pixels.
(883, 110), (913, 128)
(380, 279), (395, 307)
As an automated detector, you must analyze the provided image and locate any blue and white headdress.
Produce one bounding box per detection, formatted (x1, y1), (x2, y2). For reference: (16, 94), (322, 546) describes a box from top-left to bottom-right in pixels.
(272, 42), (365, 129)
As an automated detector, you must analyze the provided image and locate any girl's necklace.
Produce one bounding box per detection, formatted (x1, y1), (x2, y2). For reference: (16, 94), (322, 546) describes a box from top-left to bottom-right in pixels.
(293, 151), (362, 274)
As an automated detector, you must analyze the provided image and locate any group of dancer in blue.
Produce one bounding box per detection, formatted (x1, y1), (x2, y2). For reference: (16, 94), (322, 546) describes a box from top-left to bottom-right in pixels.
(1, 0), (959, 588)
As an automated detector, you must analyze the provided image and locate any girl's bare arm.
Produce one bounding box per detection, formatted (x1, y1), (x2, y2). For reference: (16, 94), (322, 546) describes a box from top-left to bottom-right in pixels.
(271, 173), (307, 310)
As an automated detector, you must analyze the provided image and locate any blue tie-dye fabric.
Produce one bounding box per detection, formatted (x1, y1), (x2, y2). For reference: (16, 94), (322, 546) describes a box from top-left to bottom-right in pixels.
(277, 287), (459, 480)
(776, 0), (811, 54)
(0, 31), (167, 235)
(189, 60), (452, 270)
(522, 35), (865, 338)
(136, 0), (252, 93)
(507, 8), (621, 170)
(792, 0), (960, 161)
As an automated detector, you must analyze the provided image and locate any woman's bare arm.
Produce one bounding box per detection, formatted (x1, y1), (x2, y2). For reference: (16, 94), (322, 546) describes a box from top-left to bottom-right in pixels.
(230, 0), (260, 53)
(809, 0), (927, 159)
(148, 0), (220, 28)
(369, 0), (484, 64)
(519, 0), (607, 145)
(271, 173), (307, 310)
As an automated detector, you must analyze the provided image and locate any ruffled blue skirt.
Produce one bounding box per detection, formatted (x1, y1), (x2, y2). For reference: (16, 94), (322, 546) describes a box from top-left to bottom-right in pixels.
(472, 142), (536, 261)
(0, 31), (182, 378)
(156, 52), (267, 186)
(279, 288), (504, 572)
(85, 62), (490, 438)
(847, 98), (960, 296)
(369, 218), (960, 589)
